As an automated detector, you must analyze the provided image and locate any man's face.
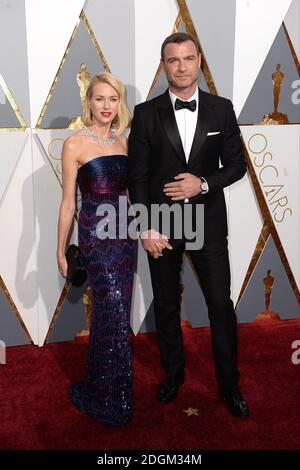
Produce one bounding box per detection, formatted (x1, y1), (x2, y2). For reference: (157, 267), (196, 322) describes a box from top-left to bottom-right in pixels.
(161, 40), (201, 91)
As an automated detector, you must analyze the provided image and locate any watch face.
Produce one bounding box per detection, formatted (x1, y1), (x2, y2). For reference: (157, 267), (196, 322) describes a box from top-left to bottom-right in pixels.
(202, 182), (208, 191)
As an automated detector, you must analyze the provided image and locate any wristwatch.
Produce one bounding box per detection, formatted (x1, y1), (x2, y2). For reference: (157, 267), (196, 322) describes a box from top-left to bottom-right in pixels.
(200, 177), (209, 193)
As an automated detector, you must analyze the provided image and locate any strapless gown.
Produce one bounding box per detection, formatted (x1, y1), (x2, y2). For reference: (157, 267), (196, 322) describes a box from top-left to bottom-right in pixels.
(69, 155), (137, 427)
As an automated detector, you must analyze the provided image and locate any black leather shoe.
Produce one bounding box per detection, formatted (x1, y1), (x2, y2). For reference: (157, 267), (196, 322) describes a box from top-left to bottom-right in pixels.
(157, 373), (185, 404)
(220, 387), (250, 418)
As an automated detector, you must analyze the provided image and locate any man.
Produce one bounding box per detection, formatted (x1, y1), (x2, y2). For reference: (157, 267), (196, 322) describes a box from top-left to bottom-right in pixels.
(128, 33), (249, 418)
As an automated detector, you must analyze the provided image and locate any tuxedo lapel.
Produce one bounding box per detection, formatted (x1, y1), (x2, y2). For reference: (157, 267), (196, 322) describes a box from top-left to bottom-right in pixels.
(158, 91), (186, 166)
(188, 89), (212, 166)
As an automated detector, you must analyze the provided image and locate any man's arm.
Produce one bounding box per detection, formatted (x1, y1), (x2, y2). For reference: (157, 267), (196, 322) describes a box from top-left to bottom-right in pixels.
(128, 105), (172, 257)
(203, 99), (247, 195)
(164, 100), (247, 203)
(128, 105), (151, 212)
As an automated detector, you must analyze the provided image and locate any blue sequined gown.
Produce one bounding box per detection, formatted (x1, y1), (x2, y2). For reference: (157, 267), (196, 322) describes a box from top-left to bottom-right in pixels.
(69, 155), (137, 427)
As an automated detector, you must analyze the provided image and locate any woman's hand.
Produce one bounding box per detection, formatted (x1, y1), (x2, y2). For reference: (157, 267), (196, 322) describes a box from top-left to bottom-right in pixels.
(141, 229), (173, 258)
(57, 254), (68, 278)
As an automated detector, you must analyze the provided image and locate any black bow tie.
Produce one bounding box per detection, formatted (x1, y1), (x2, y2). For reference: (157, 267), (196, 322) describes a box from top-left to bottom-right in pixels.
(175, 98), (197, 112)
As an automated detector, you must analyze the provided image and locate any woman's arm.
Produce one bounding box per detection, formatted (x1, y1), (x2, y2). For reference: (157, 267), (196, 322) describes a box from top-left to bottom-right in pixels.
(57, 137), (78, 277)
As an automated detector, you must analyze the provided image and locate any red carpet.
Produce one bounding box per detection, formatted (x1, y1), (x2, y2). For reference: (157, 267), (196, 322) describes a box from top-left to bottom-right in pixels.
(1, 320), (300, 450)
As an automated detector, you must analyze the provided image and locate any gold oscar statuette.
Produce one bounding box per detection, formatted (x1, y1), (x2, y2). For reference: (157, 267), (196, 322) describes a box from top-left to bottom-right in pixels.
(256, 270), (280, 321)
(259, 64), (289, 125)
(69, 63), (91, 129)
(76, 284), (92, 336)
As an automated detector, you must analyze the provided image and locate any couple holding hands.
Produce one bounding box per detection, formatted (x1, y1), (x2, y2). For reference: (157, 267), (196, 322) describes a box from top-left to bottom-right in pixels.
(57, 32), (249, 427)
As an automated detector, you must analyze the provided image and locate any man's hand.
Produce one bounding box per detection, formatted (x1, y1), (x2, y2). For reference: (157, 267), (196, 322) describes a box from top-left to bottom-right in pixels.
(141, 229), (173, 258)
(163, 173), (202, 201)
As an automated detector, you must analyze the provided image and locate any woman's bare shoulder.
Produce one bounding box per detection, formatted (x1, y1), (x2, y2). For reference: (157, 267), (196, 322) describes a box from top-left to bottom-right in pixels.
(118, 133), (128, 151)
(63, 129), (86, 153)
(118, 133), (128, 144)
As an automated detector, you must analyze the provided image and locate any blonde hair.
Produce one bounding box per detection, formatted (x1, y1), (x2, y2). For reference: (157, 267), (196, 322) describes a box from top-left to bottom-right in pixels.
(82, 71), (131, 135)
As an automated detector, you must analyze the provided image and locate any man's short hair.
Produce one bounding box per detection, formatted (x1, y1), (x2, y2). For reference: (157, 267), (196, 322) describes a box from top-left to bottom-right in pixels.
(161, 32), (200, 60)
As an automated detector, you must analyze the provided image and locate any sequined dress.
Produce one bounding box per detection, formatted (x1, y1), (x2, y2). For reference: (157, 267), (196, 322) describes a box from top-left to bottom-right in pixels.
(69, 155), (137, 427)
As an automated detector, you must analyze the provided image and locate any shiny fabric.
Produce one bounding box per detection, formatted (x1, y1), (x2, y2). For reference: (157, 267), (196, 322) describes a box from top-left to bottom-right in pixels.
(69, 155), (137, 427)
(174, 98), (197, 112)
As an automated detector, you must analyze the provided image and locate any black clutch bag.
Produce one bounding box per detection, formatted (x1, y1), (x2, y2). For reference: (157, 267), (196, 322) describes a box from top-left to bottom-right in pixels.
(65, 244), (87, 287)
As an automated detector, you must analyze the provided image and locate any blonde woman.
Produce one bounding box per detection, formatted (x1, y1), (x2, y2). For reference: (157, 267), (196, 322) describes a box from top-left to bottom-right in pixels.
(57, 72), (137, 427)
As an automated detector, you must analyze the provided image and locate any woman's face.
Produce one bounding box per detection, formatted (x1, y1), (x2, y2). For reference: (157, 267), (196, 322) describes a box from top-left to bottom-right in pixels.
(89, 82), (120, 127)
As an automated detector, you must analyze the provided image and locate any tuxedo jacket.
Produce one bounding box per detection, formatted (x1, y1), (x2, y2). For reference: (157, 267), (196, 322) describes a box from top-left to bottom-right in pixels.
(128, 89), (247, 243)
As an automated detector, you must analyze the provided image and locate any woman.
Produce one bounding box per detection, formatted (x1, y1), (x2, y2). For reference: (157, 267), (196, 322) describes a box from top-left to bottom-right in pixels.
(57, 72), (137, 427)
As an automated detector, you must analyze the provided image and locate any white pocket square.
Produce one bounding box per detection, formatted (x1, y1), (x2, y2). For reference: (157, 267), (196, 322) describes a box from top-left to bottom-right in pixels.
(207, 131), (220, 136)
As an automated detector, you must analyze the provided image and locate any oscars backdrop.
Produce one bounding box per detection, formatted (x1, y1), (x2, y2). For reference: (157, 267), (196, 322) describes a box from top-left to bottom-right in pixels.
(0, 0), (299, 347)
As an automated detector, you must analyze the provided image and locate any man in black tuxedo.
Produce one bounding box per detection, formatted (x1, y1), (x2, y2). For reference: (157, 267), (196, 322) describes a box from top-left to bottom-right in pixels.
(128, 33), (249, 418)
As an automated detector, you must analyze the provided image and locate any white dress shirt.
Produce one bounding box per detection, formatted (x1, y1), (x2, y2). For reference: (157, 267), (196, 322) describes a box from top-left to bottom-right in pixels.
(169, 88), (198, 163)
